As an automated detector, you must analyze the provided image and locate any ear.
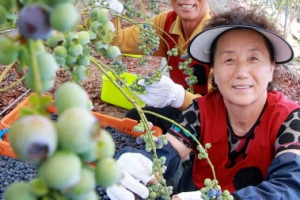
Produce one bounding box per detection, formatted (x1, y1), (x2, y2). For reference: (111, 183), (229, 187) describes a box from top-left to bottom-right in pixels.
(268, 62), (275, 82)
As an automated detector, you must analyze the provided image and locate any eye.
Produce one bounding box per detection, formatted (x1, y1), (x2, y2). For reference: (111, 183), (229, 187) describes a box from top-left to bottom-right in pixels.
(250, 57), (259, 61)
(225, 58), (234, 63)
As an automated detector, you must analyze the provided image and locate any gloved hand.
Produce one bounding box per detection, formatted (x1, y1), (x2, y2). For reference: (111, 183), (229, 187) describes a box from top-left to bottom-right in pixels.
(106, 153), (155, 200)
(103, 0), (124, 14)
(137, 75), (185, 108)
(172, 191), (203, 200)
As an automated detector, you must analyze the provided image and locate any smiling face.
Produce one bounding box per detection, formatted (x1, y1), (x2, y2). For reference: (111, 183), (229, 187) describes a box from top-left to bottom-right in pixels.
(171, 0), (208, 21)
(212, 29), (275, 107)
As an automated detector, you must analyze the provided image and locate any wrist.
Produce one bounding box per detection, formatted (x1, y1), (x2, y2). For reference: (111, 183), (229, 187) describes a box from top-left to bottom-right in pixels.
(177, 91), (201, 111)
(170, 84), (185, 108)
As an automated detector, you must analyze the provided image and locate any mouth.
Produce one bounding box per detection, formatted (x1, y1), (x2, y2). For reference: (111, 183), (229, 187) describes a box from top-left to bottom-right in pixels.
(232, 85), (253, 89)
(180, 4), (195, 9)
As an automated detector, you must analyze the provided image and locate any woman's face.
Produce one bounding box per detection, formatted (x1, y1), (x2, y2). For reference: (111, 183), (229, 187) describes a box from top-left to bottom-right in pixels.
(171, 0), (208, 21)
(212, 29), (275, 107)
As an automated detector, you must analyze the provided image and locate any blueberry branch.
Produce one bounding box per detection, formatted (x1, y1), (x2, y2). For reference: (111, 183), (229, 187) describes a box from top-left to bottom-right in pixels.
(27, 39), (42, 94)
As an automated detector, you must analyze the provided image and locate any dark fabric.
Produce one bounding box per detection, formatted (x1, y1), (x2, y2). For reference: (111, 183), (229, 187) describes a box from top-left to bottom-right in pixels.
(125, 106), (182, 133)
(115, 142), (181, 181)
(174, 164), (197, 195)
(233, 152), (300, 200)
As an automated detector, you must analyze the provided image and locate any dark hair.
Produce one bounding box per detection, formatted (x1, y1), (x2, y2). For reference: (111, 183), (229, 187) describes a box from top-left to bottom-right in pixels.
(205, 7), (280, 91)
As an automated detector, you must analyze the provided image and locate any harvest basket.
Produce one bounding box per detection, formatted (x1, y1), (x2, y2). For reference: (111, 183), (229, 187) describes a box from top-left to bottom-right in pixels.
(101, 71), (146, 110)
(0, 94), (162, 158)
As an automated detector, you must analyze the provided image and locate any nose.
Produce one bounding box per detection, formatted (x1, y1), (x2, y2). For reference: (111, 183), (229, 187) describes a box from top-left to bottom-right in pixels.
(234, 61), (249, 79)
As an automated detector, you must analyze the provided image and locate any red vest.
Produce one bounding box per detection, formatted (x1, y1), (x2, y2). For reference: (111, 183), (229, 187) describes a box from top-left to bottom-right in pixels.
(193, 90), (300, 193)
(162, 11), (210, 95)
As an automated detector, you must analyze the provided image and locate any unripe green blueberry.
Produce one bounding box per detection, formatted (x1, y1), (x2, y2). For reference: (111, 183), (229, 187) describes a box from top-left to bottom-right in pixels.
(38, 151), (82, 190)
(47, 31), (65, 47)
(25, 70), (55, 92)
(36, 52), (59, 80)
(95, 158), (122, 187)
(8, 115), (57, 165)
(54, 82), (90, 114)
(90, 7), (100, 19)
(65, 54), (77, 66)
(56, 107), (99, 154)
(87, 30), (97, 40)
(74, 65), (88, 81)
(5, 182), (36, 200)
(68, 43), (83, 57)
(68, 166), (96, 198)
(75, 191), (99, 200)
(97, 8), (110, 24)
(105, 45), (121, 60)
(50, 3), (80, 33)
(79, 142), (97, 162)
(94, 41), (108, 55)
(66, 31), (79, 44)
(55, 57), (66, 66)
(101, 21), (115, 35)
(95, 129), (115, 159)
(90, 21), (101, 32)
(0, 37), (19, 65)
(54, 46), (68, 58)
(77, 55), (90, 66)
(78, 31), (90, 46)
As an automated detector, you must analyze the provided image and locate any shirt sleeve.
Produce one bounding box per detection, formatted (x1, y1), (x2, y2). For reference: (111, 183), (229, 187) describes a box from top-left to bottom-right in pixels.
(232, 109), (300, 199)
(233, 152), (300, 200)
(110, 12), (168, 57)
(168, 99), (201, 149)
(274, 108), (300, 155)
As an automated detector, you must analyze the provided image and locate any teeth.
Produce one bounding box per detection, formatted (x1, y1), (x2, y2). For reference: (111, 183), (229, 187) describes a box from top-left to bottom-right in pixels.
(181, 4), (194, 8)
(234, 86), (251, 89)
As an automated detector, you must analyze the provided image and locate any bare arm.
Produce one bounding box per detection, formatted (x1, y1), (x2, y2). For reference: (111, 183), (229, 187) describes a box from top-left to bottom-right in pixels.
(166, 133), (192, 159)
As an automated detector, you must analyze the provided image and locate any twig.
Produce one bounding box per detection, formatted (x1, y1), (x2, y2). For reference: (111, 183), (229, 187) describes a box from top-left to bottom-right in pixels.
(0, 89), (30, 116)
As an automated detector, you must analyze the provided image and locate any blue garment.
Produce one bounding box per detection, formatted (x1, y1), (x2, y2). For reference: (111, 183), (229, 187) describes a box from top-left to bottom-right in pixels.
(233, 152), (300, 200)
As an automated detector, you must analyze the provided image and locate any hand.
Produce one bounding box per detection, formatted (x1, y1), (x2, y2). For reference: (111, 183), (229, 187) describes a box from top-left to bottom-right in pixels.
(106, 153), (155, 200)
(94, 0), (124, 14)
(172, 191), (203, 200)
(137, 75), (185, 108)
(105, 0), (124, 14)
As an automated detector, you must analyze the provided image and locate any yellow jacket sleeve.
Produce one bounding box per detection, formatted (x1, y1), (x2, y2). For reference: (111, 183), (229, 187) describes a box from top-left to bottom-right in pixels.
(111, 12), (169, 57)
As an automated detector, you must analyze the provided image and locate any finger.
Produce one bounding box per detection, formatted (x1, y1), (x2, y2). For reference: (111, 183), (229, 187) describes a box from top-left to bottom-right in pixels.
(137, 94), (153, 105)
(137, 79), (160, 89)
(106, 184), (135, 200)
(121, 169), (149, 199)
(137, 79), (147, 86)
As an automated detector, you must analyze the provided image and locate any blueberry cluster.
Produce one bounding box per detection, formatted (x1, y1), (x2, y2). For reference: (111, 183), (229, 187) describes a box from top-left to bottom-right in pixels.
(0, 126), (144, 200)
(149, 0), (160, 14)
(48, 30), (92, 83)
(200, 178), (234, 200)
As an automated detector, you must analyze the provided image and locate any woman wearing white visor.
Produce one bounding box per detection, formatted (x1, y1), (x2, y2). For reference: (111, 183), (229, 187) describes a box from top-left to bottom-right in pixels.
(107, 7), (300, 200)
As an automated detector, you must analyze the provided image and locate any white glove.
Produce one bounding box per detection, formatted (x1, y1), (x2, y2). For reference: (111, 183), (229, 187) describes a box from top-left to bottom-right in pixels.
(137, 75), (185, 108)
(96, 0), (123, 14)
(172, 191), (203, 200)
(106, 153), (155, 200)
